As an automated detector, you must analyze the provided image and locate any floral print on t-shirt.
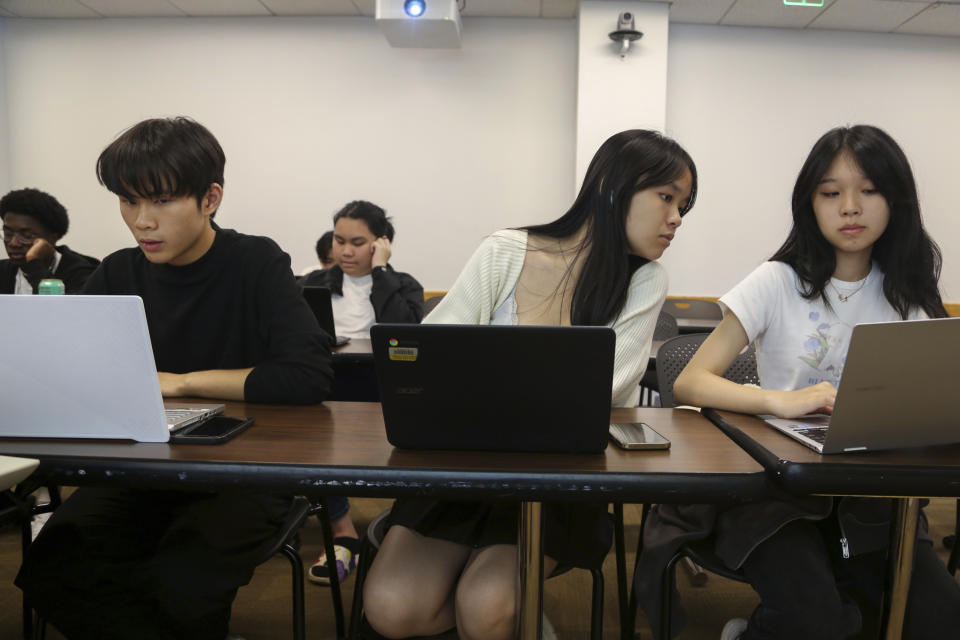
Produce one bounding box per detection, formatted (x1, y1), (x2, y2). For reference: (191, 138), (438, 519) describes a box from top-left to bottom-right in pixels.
(797, 311), (849, 386)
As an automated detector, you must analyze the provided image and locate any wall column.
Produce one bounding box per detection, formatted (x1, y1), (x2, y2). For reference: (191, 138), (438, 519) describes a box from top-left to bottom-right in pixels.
(575, 1), (670, 186)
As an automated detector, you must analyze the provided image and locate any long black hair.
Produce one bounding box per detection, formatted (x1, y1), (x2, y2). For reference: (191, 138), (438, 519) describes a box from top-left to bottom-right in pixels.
(523, 129), (697, 326)
(771, 125), (945, 319)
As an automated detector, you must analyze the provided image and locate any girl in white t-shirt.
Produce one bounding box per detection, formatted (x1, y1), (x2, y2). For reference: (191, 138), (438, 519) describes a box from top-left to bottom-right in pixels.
(664, 126), (958, 640)
(362, 130), (698, 640)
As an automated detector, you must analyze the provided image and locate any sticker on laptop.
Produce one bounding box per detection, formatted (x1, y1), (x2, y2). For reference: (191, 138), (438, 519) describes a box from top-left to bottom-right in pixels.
(388, 340), (418, 362)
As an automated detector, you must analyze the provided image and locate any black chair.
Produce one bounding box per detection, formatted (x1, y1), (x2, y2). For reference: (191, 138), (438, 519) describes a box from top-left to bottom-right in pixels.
(347, 509), (605, 640)
(422, 295), (445, 316)
(26, 495), (345, 640)
(655, 333), (758, 409)
(5, 479), (61, 640)
(622, 333), (759, 640)
(638, 311), (679, 407)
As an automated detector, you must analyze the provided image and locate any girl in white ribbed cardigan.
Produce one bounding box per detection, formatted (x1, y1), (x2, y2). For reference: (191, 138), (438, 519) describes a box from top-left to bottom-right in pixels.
(363, 129), (698, 640)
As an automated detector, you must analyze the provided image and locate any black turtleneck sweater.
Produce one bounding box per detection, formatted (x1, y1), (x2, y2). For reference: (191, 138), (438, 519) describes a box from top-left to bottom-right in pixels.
(82, 226), (332, 404)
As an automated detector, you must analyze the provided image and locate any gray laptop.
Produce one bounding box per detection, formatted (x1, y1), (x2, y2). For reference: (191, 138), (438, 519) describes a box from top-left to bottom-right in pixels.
(0, 295), (223, 442)
(762, 317), (960, 454)
(371, 323), (615, 453)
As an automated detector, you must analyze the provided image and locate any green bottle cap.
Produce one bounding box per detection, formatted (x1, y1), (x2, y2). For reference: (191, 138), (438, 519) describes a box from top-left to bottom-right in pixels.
(38, 279), (65, 295)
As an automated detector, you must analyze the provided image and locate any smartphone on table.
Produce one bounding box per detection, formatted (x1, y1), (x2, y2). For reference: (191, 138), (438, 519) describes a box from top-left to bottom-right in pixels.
(170, 416), (254, 444)
(609, 422), (671, 450)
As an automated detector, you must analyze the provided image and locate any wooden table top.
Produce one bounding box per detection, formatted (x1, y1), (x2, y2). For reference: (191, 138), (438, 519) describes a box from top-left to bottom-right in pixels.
(0, 403), (766, 503)
(706, 409), (960, 497)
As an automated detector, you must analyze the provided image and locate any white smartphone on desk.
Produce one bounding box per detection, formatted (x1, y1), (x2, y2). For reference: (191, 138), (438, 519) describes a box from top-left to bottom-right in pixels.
(609, 422), (671, 450)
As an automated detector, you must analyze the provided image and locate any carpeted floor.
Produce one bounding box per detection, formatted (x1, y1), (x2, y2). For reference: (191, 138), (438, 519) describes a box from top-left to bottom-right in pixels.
(1, 495), (956, 639)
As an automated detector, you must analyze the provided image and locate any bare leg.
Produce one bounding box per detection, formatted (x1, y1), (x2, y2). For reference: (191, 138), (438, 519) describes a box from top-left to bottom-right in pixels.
(455, 545), (558, 640)
(363, 525), (472, 639)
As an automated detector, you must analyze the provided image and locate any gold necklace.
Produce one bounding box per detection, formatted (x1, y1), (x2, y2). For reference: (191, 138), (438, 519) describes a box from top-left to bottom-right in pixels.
(829, 277), (867, 302)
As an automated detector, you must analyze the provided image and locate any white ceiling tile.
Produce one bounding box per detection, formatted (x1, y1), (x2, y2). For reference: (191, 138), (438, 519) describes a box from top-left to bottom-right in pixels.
(540, 0), (577, 20)
(0, 6), (15, 16)
(808, 0), (927, 32)
(462, 0), (540, 18)
(84, 0), (184, 17)
(722, 0), (829, 29)
(0, 0), (101, 18)
(896, 2), (960, 37)
(169, 0), (269, 16)
(669, 0), (736, 25)
(260, 0), (361, 16)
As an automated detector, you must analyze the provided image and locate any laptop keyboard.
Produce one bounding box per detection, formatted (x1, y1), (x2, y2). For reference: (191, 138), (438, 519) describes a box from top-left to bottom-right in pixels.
(795, 426), (829, 444)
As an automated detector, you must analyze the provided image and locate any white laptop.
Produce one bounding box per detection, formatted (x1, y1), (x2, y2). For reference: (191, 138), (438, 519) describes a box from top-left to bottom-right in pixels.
(762, 317), (960, 454)
(0, 295), (223, 442)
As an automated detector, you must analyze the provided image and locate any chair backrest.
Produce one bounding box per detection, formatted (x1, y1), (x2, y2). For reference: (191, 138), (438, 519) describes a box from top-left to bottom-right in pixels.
(653, 311), (679, 341)
(662, 298), (722, 321)
(422, 295), (445, 316)
(655, 333), (759, 408)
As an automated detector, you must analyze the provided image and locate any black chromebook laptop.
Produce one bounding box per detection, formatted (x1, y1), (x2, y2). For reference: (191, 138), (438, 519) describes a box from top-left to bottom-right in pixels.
(302, 286), (350, 347)
(762, 317), (960, 454)
(371, 323), (615, 453)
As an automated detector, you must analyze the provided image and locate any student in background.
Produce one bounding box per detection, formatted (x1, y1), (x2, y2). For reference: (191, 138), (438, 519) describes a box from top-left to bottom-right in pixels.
(16, 116), (333, 640)
(299, 230), (334, 276)
(638, 125), (960, 640)
(300, 200), (423, 585)
(301, 200), (423, 339)
(362, 129), (697, 640)
(1, 187), (99, 293)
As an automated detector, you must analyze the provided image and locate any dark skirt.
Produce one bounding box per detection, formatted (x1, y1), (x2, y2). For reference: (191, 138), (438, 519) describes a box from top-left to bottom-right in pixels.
(386, 498), (613, 570)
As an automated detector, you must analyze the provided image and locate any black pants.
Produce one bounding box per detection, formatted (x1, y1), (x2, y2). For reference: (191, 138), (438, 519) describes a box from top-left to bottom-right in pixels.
(740, 516), (960, 640)
(16, 487), (292, 640)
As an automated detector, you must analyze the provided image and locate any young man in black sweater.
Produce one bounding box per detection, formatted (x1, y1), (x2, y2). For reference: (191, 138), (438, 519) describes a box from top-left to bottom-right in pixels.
(16, 117), (333, 639)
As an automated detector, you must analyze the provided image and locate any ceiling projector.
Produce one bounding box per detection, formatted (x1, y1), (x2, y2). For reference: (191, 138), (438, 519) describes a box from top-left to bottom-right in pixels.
(375, 0), (463, 49)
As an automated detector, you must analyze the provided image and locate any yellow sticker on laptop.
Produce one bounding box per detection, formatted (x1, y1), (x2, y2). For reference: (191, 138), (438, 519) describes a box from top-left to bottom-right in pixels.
(388, 346), (418, 362)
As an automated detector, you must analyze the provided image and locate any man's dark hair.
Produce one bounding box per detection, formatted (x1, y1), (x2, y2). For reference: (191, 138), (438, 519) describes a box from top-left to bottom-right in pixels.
(96, 116), (225, 214)
(315, 231), (334, 262)
(0, 188), (69, 238)
(333, 201), (394, 241)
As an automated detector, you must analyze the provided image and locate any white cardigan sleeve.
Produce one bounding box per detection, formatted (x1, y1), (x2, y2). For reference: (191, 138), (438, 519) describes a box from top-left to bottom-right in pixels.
(424, 229), (527, 325)
(610, 261), (669, 407)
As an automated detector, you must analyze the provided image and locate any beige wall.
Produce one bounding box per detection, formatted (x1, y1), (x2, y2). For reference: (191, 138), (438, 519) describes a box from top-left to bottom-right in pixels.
(1, 15), (958, 301)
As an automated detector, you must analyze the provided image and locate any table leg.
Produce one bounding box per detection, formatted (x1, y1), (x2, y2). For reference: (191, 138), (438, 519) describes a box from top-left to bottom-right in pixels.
(884, 497), (920, 640)
(517, 500), (544, 640)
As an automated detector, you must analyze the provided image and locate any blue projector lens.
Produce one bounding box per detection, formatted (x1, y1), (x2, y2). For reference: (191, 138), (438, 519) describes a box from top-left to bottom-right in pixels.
(404, 0), (426, 17)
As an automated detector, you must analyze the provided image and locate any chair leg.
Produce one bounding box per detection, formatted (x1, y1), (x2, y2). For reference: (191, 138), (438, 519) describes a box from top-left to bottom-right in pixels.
(613, 503), (631, 640)
(279, 544), (306, 640)
(316, 498), (345, 639)
(658, 552), (685, 640)
(347, 536), (375, 640)
(590, 567), (604, 640)
(21, 518), (33, 640)
(626, 503), (652, 639)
